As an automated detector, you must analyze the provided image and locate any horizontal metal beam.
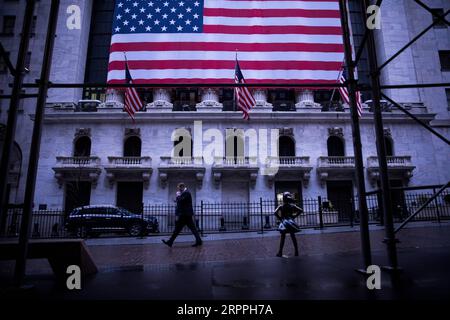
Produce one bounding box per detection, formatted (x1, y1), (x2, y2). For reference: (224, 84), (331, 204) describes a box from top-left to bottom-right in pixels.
(17, 82), (347, 89)
(380, 83), (450, 89)
(14, 82), (449, 91)
(366, 184), (447, 196)
(0, 94), (39, 99)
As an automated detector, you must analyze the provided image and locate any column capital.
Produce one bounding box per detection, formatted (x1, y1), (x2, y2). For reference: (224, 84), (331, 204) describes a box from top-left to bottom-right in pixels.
(196, 88), (222, 111)
(148, 89), (173, 110)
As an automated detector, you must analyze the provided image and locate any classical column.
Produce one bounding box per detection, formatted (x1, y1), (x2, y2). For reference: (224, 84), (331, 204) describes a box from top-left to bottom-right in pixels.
(102, 89), (124, 111)
(252, 89), (272, 110)
(148, 89), (173, 110)
(196, 88), (221, 111)
(295, 89), (321, 111)
(105, 89), (124, 104)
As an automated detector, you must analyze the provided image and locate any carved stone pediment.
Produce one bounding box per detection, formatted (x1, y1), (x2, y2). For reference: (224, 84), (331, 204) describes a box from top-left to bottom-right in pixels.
(279, 128), (294, 137)
(125, 128), (141, 137)
(328, 127), (344, 138)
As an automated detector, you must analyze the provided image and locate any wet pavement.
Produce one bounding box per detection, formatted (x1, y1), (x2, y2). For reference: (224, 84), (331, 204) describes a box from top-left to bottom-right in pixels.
(1, 223), (450, 300)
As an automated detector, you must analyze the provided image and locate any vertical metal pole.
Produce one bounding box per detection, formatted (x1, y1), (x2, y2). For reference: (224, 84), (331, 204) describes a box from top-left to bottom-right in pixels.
(13, 0), (60, 287)
(318, 196), (324, 229)
(0, 0), (36, 236)
(200, 200), (204, 236)
(360, 0), (400, 272)
(259, 197), (264, 234)
(432, 188), (441, 223)
(339, 0), (372, 269)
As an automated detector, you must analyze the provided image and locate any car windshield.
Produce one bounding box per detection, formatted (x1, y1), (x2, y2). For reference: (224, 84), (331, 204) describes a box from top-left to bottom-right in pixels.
(69, 210), (80, 216)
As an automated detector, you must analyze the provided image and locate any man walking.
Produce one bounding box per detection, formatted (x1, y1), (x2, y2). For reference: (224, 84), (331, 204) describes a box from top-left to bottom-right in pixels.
(162, 183), (203, 247)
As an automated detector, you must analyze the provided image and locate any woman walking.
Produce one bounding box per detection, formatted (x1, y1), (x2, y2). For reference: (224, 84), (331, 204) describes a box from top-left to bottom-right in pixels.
(275, 192), (303, 257)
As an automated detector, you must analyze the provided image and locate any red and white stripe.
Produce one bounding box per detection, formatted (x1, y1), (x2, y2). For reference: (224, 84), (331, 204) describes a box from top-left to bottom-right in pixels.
(124, 81), (143, 119)
(339, 75), (363, 118)
(235, 76), (256, 120)
(107, 0), (344, 85)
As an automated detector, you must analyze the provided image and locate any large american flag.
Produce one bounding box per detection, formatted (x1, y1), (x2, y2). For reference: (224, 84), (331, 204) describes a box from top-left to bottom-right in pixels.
(107, 0), (344, 85)
(339, 68), (363, 118)
(235, 58), (256, 120)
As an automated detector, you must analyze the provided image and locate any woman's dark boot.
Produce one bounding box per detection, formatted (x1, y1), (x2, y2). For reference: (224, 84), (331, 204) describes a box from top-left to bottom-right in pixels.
(291, 234), (299, 256)
(277, 234), (286, 257)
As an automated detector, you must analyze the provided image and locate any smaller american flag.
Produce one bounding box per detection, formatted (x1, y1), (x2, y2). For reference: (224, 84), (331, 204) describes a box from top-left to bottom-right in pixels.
(234, 58), (256, 120)
(124, 55), (144, 120)
(339, 69), (363, 118)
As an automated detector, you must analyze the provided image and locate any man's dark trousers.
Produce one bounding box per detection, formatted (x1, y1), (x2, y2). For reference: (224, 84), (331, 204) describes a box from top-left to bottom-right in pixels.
(167, 215), (202, 244)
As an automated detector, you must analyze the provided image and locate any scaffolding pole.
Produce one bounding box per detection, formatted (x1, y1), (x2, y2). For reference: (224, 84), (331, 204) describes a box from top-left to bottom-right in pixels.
(0, 0), (36, 236)
(361, 0), (400, 273)
(339, 0), (372, 270)
(13, 0), (60, 287)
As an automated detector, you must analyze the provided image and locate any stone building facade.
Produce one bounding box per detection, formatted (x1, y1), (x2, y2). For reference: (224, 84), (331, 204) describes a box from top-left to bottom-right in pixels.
(0, 0), (449, 214)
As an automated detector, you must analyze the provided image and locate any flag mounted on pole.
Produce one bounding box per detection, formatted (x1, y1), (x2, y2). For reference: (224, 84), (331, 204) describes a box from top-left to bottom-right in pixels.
(124, 53), (144, 120)
(234, 56), (256, 120)
(107, 0), (345, 85)
(338, 68), (363, 118)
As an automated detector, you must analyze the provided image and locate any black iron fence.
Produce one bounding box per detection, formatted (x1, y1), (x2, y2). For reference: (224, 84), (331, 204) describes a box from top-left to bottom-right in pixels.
(2, 189), (449, 239)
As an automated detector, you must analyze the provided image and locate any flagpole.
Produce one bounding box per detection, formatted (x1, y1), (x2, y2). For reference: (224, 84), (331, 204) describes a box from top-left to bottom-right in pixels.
(234, 50), (238, 112)
(123, 51), (137, 125)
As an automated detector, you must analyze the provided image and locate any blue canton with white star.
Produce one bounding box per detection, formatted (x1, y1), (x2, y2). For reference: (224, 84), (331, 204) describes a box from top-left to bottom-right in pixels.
(112, 0), (204, 34)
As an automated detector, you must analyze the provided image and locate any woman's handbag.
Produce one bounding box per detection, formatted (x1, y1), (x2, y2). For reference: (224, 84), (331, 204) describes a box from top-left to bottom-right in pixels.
(278, 218), (301, 233)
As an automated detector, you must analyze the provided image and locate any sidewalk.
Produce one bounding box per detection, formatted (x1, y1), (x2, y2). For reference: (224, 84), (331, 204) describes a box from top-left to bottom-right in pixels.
(1, 223), (449, 299)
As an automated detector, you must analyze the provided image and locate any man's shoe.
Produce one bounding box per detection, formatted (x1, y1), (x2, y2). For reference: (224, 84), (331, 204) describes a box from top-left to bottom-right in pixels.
(162, 240), (172, 247)
(276, 252), (282, 257)
(192, 241), (203, 247)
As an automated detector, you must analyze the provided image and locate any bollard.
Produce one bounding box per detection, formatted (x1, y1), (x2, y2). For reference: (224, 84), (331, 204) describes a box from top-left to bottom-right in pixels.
(219, 216), (226, 231)
(242, 216), (249, 230)
(51, 223), (59, 237)
(200, 200), (204, 236)
(195, 218), (201, 231)
(264, 215), (271, 229)
(259, 197), (264, 234)
(32, 223), (40, 238)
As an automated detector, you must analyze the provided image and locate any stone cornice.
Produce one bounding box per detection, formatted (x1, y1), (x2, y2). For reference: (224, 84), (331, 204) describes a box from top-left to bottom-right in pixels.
(36, 111), (436, 124)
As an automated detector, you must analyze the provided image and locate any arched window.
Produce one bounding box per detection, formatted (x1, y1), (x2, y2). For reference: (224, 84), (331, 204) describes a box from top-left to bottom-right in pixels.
(385, 136), (394, 156)
(73, 136), (91, 157)
(327, 136), (345, 157)
(225, 134), (244, 159)
(279, 136), (296, 157)
(124, 136), (142, 157)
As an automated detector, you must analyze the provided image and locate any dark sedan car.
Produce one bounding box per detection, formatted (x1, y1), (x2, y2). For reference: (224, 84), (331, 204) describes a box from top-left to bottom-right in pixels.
(65, 205), (159, 237)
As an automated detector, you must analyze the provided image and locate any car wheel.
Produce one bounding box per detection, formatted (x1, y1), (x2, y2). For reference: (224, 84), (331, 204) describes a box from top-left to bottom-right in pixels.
(128, 223), (143, 237)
